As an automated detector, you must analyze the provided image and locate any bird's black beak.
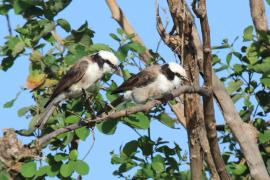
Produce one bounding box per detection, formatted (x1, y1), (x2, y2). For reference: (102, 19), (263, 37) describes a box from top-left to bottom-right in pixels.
(114, 66), (123, 76)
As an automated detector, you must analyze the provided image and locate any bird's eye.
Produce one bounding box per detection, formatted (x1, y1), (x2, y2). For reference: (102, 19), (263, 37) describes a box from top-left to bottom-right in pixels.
(105, 60), (118, 71)
(175, 73), (181, 78)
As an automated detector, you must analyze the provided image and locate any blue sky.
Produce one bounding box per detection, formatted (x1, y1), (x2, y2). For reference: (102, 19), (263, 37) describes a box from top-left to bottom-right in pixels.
(0, 0), (269, 179)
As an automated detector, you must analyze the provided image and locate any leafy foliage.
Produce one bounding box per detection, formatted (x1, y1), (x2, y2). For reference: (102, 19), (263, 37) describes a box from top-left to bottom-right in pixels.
(111, 136), (189, 179)
(212, 26), (270, 178)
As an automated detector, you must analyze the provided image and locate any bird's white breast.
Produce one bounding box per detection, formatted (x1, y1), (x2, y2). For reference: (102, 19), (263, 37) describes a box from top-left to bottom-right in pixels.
(70, 63), (103, 92)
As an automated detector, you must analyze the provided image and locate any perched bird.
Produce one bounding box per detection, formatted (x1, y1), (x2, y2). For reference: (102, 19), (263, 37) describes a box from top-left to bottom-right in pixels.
(111, 62), (189, 104)
(36, 50), (119, 129)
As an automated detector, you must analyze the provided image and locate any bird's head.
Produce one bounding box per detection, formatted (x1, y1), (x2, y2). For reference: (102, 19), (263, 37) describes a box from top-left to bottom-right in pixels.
(98, 50), (121, 75)
(168, 62), (189, 84)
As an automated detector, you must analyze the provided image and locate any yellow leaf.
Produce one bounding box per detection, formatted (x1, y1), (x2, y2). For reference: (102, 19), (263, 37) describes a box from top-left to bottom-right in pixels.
(26, 73), (46, 89)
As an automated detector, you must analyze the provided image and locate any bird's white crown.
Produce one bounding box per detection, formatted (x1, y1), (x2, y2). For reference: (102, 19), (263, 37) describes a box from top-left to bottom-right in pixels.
(98, 50), (118, 65)
(168, 62), (188, 78)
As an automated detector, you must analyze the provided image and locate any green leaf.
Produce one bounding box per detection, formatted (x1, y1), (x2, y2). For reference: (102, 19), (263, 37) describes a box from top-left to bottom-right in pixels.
(124, 112), (150, 129)
(57, 18), (71, 32)
(65, 115), (80, 124)
(252, 57), (270, 75)
(12, 40), (25, 57)
(62, 131), (75, 146)
(116, 45), (130, 61)
(226, 80), (243, 94)
(233, 64), (245, 74)
(60, 161), (74, 178)
(75, 126), (90, 141)
(74, 160), (89, 175)
(226, 52), (232, 65)
(36, 166), (49, 177)
(13, 0), (28, 14)
(118, 162), (136, 173)
(127, 42), (146, 54)
(256, 91), (270, 113)
(157, 113), (175, 128)
(233, 163), (247, 175)
(54, 153), (69, 162)
(3, 91), (21, 108)
(266, 0), (270, 6)
(30, 50), (42, 62)
(3, 99), (16, 108)
(46, 163), (60, 177)
(89, 43), (112, 52)
(138, 136), (154, 156)
(106, 81), (118, 102)
(69, 150), (78, 160)
(109, 33), (121, 41)
(231, 93), (243, 103)
(246, 43), (258, 65)
(243, 26), (253, 41)
(20, 161), (36, 178)
(259, 130), (270, 144)
(0, 5), (12, 15)
(152, 155), (165, 174)
(111, 154), (126, 164)
(96, 120), (118, 135)
(117, 28), (124, 35)
(261, 77), (270, 87)
(17, 106), (32, 117)
(142, 165), (154, 178)
(123, 140), (138, 157)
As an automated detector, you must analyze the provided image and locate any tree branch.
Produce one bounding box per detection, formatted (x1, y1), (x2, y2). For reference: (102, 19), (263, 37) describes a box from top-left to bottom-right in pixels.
(213, 73), (270, 180)
(106, 0), (153, 64)
(36, 86), (209, 146)
(249, 0), (268, 32)
(192, 0), (231, 179)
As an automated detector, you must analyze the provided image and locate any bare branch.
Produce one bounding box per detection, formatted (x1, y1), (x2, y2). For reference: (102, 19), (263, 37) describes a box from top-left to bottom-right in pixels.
(36, 85), (209, 146)
(249, 0), (268, 32)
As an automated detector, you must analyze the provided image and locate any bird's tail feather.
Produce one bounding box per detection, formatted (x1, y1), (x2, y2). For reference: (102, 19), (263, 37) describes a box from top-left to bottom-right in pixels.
(36, 94), (66, 130)
(36, 100), (57, 130)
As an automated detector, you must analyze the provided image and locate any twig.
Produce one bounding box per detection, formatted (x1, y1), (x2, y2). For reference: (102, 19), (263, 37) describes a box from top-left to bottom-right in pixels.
(82, 128), (95, 160)
(155, 6), (169, 53)
(5, 14), (12, 36)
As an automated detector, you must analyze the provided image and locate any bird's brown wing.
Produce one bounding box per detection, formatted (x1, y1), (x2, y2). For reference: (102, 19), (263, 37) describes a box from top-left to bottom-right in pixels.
(111, 66), (159, 94)
(44, 59), (89, 107)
